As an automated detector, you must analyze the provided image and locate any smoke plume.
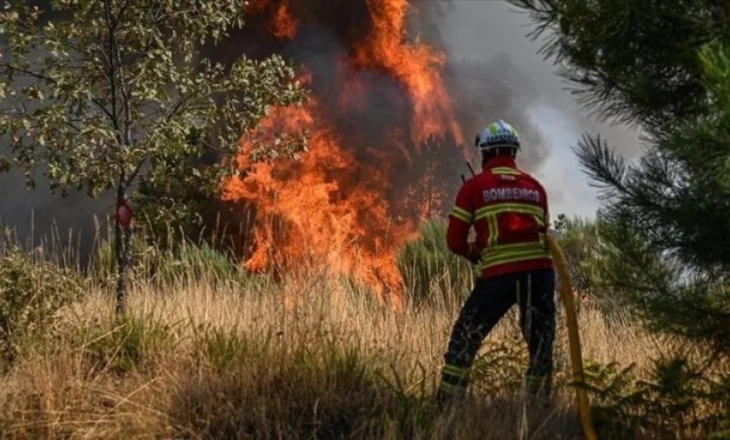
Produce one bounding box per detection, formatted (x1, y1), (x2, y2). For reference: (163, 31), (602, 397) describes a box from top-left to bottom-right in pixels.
(0, 0), (641, 265)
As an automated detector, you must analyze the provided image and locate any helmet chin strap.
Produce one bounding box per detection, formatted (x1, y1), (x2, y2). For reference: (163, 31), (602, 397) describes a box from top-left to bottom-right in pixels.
(481, 146), (518, 155)
(480, 146), (518, 165)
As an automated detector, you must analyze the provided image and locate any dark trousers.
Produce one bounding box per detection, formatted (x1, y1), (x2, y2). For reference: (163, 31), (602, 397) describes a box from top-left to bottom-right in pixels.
(438, 269), (556, 403)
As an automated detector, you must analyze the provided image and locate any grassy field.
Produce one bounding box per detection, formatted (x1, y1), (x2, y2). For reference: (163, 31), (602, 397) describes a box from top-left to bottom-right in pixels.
(0, 220), (725, 439)
(0, 266), (662, 439)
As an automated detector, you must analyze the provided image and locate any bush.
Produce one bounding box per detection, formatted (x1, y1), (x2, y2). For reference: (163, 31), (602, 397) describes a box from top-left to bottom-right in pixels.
(88, 227), (151, 284)
(151, 240), (243, 286)
(171, 330), (392, 439)
(89, 233), (245, 287)
(583, 353), (730, 439)
(551, 214), (628, 319)
(77, 313), (178, 375)
(397, 219), (476, 305)
(0, 244), (83, 366)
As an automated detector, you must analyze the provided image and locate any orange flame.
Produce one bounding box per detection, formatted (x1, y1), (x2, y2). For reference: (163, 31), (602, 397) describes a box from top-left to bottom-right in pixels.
(271, 1), (297, 40)
(352, 0), (463, 146)
(226, 0), (466, 307)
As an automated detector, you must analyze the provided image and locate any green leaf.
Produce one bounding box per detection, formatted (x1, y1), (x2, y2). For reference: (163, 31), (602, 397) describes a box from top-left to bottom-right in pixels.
(0, 0), (308, 237)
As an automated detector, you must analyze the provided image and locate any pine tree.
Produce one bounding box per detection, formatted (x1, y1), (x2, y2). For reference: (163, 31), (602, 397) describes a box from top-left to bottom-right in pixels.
(508, 0), (730, 355)
(507, 2), (730, 433)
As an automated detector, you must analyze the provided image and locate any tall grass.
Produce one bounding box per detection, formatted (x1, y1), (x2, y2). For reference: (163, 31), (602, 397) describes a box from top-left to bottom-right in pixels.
(0, 219), (727, 439)
(0, 272), (659, 439)
(397, 219), (476, 306)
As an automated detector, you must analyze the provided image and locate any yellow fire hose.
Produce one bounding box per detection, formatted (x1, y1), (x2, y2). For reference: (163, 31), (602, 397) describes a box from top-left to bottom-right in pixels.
(546, 234), (598, 440)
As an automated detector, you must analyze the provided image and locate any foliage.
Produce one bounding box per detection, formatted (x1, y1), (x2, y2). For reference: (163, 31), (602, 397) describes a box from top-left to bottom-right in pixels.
(0, 0), (308, 313)
(551, 214), (603, 293)
(551, 213), (631, 317)
(152, 239), (243, 285)
(90, 230), (246, 287)
(509, 0), (730, 354)
(0, 240), (82, 366)
(77, 312), (177, 375)
(132, 127), (225, 244)
(582, 353), (730, 439)
(509, 2), (730, 434)
(0, 0), (307, 197)
(396, 219), (477, 305)
(469, 335), (529, 396)
(506, 0), (720, 135)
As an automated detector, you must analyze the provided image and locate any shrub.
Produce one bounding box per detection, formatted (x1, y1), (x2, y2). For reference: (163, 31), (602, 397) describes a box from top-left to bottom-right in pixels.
(151, 240), (243, 286)
(195, 324), (246, 373)
(171, 330), (391, 439)
(397, 219), (476, 305)
(77, 313), (178, 375)
(89, 234), (245, 287)
(88, 228), (151, 285)
(0, 244), (83, 366)
(583, 353), (730, 439)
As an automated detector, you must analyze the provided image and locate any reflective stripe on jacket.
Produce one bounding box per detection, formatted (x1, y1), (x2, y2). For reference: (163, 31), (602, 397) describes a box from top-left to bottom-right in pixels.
(446, 155), (553, 278)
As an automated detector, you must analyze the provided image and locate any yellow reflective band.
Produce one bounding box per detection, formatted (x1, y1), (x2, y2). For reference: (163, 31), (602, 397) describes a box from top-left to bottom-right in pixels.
(487, 214), (499, 247)
(491, 167), (521, 175)
(476, 203), (544, 220)
(478, 249), (552, 271)
(533, 214), (546, 228)
(439, 381), (466, 395)
(442, 364), (470, 378)
(482, 248), (552, 264)
(480, 240), (546, 258)
(450, 206), (472, 223)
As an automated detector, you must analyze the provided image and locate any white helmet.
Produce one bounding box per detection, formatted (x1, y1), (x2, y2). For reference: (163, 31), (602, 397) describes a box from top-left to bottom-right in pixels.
(474, 119), (521, 151)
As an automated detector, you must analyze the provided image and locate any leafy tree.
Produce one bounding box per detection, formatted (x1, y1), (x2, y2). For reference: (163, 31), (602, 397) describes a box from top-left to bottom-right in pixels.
(0, 1), (308, 314)
(133, 126), (229, 246)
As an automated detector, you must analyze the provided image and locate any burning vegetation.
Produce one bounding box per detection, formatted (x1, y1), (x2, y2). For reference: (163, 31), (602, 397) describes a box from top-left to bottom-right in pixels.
(219, 0), (484, 306)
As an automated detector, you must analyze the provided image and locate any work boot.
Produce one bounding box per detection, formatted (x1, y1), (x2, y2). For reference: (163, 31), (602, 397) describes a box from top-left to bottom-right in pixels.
(436, 363), (470, 410)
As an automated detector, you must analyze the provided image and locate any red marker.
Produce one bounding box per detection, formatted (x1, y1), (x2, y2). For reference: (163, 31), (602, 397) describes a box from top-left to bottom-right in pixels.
(116, 199), (133, 230)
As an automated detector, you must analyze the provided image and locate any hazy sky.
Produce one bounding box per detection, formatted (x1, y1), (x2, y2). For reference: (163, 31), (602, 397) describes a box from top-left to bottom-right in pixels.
(0, 0), (645, 249)
(438, 0), (644, 219)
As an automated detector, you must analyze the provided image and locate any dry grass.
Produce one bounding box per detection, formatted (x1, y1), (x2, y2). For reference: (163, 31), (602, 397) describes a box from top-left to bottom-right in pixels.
(0, 264), (674, 440)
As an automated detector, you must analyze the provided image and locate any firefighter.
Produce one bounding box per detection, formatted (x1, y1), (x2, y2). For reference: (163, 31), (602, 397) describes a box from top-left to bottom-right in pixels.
(437, 119), (556, 407)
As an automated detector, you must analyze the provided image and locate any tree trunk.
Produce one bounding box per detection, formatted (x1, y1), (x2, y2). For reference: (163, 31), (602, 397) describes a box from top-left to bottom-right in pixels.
(114, 185), (133, 316)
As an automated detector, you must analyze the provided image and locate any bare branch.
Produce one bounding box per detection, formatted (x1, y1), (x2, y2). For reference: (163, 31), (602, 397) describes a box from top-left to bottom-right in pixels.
(10, 17), (92, 56)
(125, 157), (147, 188)
(112, 0), (134, 30)
(3, 64), (56, 83)
(103, 0), (121, 142)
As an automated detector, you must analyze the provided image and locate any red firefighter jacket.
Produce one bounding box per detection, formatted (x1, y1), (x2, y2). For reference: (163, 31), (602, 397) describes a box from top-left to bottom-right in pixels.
(447, 155), (553, 279)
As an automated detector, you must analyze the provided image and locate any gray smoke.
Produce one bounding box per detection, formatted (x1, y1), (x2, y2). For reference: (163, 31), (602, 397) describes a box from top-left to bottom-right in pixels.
(423, 0), (642, 217)
(0, 31), (111, 259)
(0, 0), (641, 255)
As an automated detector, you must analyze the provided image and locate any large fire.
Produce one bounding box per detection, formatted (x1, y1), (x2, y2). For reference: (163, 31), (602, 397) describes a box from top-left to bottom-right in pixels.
(222, 0), (469, 307)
